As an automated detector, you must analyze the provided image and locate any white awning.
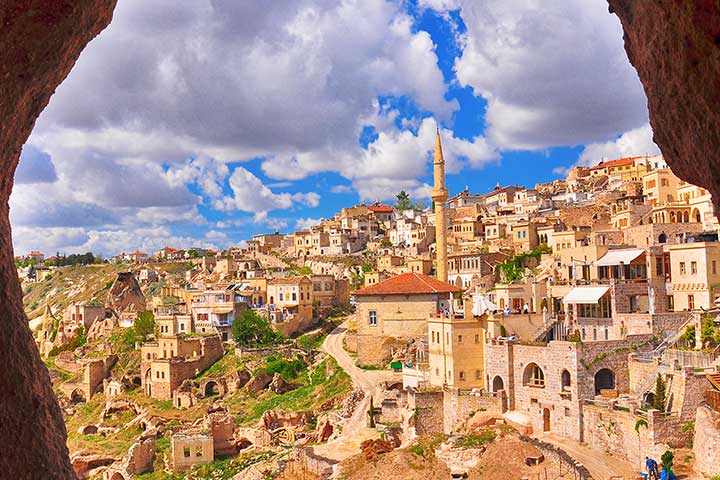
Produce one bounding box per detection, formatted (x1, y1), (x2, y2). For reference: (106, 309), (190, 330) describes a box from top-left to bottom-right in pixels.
(595, 249), (645, 267)
(563, 286), (610, 304)
(472, 294), (498, 317)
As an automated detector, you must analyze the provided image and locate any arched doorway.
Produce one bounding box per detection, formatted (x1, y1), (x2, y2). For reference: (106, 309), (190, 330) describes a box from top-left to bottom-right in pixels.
(144, 368), (152, 397)
(658, 232), (667, 243)
(492, 375), (504, 393)
(454, 277), (462, 288)
(543, 408), (551, 432)
(692, 209), (701, 223)
(594, 368), (615, 395)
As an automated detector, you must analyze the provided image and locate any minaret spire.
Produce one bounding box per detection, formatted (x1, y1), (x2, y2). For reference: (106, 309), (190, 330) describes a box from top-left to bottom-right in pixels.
(431, 124), (449, 283)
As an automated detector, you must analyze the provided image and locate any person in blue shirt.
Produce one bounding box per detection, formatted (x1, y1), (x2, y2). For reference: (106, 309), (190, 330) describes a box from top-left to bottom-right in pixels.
(645, 457), (659, 479)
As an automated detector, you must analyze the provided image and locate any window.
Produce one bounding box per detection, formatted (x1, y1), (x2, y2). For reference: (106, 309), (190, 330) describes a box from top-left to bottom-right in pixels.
(369, 311), (377, 326)
(475, 334), (480, 343)
(524, 363), (545, 387)
(475, 369), (481, 379)
(691, 261), (698, 275)
(593, 328), (597, 341)
(184, 447), (191, 458)
(581, 328), (586, 340)
(459, 371), (465, 381)
(680, 262), (686, 275)
(713, 261), (717, 275)
(292, 292), (297, 301)
(196, 446), (203, 457)
(688, 295), (695, 310)
(457, 335), (463, 343)
(605, 328), (609, 340)
(279, 293), (284, 301)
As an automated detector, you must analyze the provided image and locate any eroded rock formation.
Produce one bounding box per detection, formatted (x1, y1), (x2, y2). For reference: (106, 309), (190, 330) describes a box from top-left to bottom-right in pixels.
(106, 271), (147, 318)
(609, 0), (720, 209)
(0, 1), (117, 478)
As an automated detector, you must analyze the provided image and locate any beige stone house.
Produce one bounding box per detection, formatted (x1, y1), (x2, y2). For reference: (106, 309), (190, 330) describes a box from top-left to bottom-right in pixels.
(666, 241), (720, 310)
(266, 276), (314, 335)
(428, 310), (486, 389)
(354, 272), (460, 366)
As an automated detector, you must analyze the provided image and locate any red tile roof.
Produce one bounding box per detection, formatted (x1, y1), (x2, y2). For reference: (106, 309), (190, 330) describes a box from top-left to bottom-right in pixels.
(369, 203), (393, 213)
(589, 156), (640, 170)
(354, 272), (460, 296)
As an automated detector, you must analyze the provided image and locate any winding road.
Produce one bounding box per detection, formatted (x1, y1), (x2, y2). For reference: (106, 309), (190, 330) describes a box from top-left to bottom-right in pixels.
(310, 321), (401, 463)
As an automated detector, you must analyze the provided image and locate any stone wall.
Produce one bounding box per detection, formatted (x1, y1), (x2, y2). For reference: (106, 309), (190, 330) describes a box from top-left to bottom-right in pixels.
(628, 355), (658, 397)
(408, 389), (444, 435)
(583, 403), (689, 468)
(171, 433), (214, 471)
(693, 405), (720, 477)
(442, 388), (504, 435)
(83, 355), (117, 400)
(622, 223), (704, 248)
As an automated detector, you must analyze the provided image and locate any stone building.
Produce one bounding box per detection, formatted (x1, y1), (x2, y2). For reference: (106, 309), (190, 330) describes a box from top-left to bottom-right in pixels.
(266, 276), (314, 335)
(171, 432), (214, 471)
(140, 315), (224, 400)
(484, 335), (654, 440)
(428, 310), (487, 389)
(666, 241), (720, 310)
(354, 272), (460, 366)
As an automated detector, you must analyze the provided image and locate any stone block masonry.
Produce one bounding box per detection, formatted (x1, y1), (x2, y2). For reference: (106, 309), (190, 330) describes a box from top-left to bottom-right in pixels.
(408, 389), (444, 435)
(693, 405), (720, 477)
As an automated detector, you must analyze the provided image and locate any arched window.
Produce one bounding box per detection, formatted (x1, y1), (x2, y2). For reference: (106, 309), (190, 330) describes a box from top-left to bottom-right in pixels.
(561, 369), (571, 391)
(523, 363), (545, 387)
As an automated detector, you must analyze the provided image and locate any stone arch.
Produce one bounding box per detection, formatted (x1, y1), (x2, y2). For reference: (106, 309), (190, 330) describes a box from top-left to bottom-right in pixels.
(70, 388), (86, 404)
(670, 211), (676, 223)
(202, 380), (225, 397)
(658, 232), (667, 243)
(692, 208), (701, 223)
(523, 363), (545, 387)
(683, 211), (689, 223)
(386, 381), (403, 391)
(492, 375), (504, 393)
(454, 276), (462, 288)
(109, 473), (128, 480)
(594, 368), (616, 395)
(561, 369), (571, 391)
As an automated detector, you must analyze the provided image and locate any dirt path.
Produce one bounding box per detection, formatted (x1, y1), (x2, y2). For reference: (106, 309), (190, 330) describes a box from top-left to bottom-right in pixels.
(311, 321), (401, 463)
(536, 433), (637, 480)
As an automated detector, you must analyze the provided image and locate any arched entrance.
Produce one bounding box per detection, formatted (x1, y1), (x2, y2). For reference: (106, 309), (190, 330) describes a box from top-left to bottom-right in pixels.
(543, 408), (551, 432)
(70, 388), (86, 404)
(658, 232), (667, 243)
(492, 375), (504, 393)
(204, 381), (220, 397)
(594, 368), (616, 395)
(144, 368), (152, 397)
(109, 473), (127, 480)
(692, 208), (701, 223)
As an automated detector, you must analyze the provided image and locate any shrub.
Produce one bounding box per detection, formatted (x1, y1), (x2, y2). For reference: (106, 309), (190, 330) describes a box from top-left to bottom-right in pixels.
(231, 309), (282, 348)
(661, 450), (674, 474)
(654, 374), (667, 411)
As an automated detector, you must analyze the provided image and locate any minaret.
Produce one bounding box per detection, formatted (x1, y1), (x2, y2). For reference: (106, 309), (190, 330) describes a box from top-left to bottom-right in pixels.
(431, 127), (449, 283)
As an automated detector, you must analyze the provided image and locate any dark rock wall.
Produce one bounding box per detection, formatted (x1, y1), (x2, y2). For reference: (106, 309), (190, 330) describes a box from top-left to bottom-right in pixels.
(609, 0), (720, 210)
(0, 1), (116, 478)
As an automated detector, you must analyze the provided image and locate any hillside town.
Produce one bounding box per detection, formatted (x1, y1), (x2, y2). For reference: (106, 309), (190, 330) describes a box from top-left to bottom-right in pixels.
(18, 132), (720, 479)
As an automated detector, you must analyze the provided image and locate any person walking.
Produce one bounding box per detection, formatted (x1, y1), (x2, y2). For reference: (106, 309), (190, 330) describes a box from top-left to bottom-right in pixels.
(645, 456), (659, 480)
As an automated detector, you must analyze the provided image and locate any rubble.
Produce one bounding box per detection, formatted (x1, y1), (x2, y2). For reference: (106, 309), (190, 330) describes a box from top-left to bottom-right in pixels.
(360, 438), (394, 460)
(246, 371), (272, 393)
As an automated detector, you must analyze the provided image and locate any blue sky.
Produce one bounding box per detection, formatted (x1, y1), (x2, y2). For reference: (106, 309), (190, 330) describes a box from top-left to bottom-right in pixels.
(11, 0), (659, 256)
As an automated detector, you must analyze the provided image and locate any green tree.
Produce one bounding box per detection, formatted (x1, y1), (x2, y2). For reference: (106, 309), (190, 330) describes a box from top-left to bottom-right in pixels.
(231, 309), (282, 347)
(681, 324), (696, 348)
(660, 450), (674, 476)
(135, 311), (156, 341)
(395, 190), (412, 210)
(701, 315), (717, 346)
(653, 374), (667, 412)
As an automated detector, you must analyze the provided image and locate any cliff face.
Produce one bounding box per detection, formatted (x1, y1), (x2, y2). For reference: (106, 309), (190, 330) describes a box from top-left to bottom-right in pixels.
(608, 0), (720, 210)
(0, 1), (116, 478)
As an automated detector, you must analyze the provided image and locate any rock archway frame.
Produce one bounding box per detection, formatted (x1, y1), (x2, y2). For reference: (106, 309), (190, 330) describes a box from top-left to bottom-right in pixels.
(2, 0), (720, 478)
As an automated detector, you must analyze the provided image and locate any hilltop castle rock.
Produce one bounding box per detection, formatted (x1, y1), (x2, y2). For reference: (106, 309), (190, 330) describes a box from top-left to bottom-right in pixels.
(0, 1), (117, 478)
(608, 0), (720, 211)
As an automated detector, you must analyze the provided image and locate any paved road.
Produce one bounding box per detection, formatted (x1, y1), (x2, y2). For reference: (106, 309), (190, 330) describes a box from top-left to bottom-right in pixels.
(311, 321), (401, 463)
